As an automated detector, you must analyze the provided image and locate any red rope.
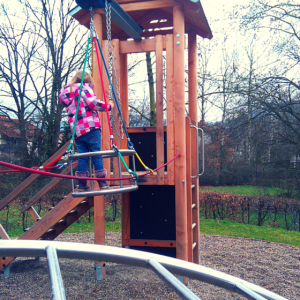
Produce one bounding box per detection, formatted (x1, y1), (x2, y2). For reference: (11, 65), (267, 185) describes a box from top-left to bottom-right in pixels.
(0, 154), (180, 181)
(93, 37), (117, 147)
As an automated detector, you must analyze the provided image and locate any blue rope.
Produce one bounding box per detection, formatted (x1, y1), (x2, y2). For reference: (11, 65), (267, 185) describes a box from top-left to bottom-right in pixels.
(95, 38), (134, 150)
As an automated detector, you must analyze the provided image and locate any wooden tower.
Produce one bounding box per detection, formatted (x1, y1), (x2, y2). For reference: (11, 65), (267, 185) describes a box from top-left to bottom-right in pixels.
(70, 0), (212, 267)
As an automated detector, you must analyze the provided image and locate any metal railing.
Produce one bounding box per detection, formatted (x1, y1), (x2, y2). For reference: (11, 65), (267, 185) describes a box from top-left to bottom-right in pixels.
(0, 240), (287, 300)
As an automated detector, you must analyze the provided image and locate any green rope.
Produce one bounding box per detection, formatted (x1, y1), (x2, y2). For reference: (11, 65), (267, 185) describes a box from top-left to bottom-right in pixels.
(68, 38), (91, 152)
(116, 150), (139, 181)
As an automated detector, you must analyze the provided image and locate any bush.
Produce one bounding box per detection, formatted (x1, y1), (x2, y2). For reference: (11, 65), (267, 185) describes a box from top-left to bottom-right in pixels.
(199, 191), (300, 231)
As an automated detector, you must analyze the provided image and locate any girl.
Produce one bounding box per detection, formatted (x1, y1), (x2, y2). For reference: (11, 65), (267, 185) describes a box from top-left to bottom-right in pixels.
(59, 71), (114, 191)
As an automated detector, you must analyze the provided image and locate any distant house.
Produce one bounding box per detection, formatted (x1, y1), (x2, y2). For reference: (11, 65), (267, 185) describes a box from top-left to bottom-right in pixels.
(0, 116), (38, 159)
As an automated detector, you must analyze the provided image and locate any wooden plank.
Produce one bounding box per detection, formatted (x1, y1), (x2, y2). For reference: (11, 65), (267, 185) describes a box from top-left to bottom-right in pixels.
(156, 35), (164, 185)
(20, 165), (73, 213)
(173, 5), (187, 263)
(125, 240), (176, 247)
(28, 207), (40, 222)
(188, 31), (200, 264)
(120, 37), (166, 54)
(186, 118), (192, 263)
(0, 141), (70, 212)
(121, 192), (130, 247)
(120, 53), (129, 172)
(0, 223), (9, 240)
(166, 34), (175, 185)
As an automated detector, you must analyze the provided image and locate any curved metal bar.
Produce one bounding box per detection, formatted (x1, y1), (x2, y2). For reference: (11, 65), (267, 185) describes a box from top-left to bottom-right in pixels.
(46, 246), (67, 300)
(72, 185), (138, 198)
(0, 241), (286, 300)
(190, 126), (204, 179)
(147, 258), (201, 300)
(197, 127), (204, 177)
(68, 149), (136, 160)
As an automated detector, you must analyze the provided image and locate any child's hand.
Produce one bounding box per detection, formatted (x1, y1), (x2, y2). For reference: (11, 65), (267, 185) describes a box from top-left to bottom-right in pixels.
(109, 101), (114, 109)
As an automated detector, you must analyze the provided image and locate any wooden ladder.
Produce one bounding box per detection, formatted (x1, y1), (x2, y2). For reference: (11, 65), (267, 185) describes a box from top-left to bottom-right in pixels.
(186, 118), (200, 264)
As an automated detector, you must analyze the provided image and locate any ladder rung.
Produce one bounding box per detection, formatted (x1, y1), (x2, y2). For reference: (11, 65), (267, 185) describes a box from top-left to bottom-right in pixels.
(192, 204), (196, 209)
(192, 242), (197, 249)
(80, 200), (88, 204)
(47, 228), (55, 233)
(192, 223), (196, 229)
(191, 184), (195, 189)
(68, 210), (77, 214)
(57, 219), (65, 224)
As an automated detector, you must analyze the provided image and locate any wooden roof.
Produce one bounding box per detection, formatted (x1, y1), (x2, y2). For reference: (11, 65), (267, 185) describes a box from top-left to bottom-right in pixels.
(70, 0), (212, 40)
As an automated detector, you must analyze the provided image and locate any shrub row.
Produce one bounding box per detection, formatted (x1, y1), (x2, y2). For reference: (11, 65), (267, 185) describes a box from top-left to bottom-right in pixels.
(199, 191), (300, 231)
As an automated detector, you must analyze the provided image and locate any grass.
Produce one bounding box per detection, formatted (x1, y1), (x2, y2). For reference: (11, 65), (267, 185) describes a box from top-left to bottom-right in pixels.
(201, 185), (286, 197)
(200, 218), (300, 248)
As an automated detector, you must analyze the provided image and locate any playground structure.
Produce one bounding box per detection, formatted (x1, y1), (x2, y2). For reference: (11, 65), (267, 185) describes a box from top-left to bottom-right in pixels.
(0, 0), (212, 280)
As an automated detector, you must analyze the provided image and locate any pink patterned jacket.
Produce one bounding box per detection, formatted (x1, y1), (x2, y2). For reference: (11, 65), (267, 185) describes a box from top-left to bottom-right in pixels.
(59, 83), (111, 138)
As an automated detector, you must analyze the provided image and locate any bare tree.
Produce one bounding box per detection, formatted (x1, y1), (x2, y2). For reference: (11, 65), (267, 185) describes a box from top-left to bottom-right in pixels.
(0, 0), (88, 164)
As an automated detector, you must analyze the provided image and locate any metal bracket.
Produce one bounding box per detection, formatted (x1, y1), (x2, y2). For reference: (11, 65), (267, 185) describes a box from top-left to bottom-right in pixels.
(190, 125), (205, 178)
(3, 264), (11, 277)
(96, 264), (104, 281)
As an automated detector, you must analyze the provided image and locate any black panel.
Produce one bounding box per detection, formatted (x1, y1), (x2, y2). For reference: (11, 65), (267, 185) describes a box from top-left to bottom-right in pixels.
(130, 185), (175, 240)
(130, 246), (176, 258)
(129, 131), (167, 172)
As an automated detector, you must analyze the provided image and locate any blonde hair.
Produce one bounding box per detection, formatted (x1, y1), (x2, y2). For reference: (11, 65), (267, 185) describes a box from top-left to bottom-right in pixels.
(70, 71), (94, 92)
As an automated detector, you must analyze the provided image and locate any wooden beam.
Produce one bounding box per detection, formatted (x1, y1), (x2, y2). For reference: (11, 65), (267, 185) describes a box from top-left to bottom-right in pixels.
(120, 53), (129, 171)
(0, 142), (70, 212)
(121, 192), (130, 247)
(166, 34), (175, 185)
(188, 31), (200, 264)
(127, 126), (166, 134)
(28, 206), (40, 222)
(124, 239), (176, 247)
(0, 223), (9, 240)
(20, 165), (73, 213)
(173, 4), (187, 263)
(112, 39), (121, 180)
(120, 37), (167, 54)
(156, 35), (164, 185)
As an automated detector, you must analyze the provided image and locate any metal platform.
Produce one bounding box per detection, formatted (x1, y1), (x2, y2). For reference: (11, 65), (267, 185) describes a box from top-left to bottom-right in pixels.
(72, 185), (138, 197)
(69, 149), (138, 197)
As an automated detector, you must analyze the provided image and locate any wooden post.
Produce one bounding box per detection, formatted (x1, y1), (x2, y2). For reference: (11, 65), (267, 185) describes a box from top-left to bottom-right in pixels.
(155, 35), (164, 185)
(188, 31), (200, 264)
(120, 53), (129, 171)
(119, 51), (130, 247)
(185, 117), (192, 263)
(112, 39), (121, 181)
(173, 5), (187, 263)
(166, 34), (175, 185)
(93, 12), (106, 280)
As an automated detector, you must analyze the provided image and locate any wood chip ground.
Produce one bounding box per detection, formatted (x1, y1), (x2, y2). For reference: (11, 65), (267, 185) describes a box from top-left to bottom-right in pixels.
(1, 233), (299, 299)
